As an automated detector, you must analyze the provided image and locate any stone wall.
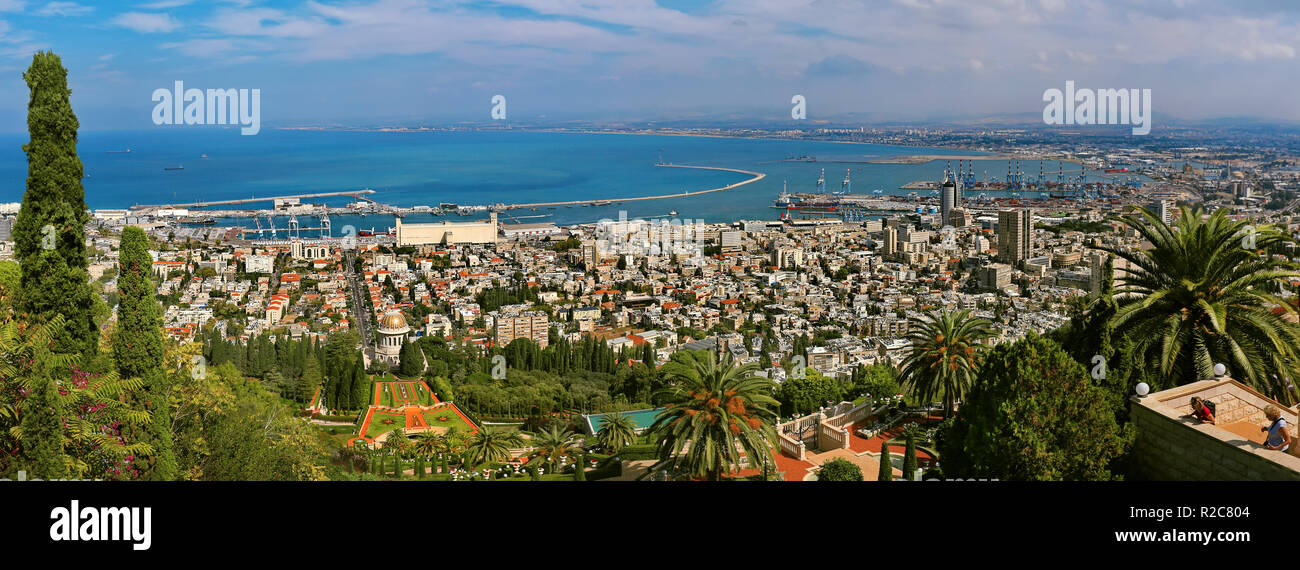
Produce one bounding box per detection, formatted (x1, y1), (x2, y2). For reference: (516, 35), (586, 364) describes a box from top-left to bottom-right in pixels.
(1130, 379), (1300, 481)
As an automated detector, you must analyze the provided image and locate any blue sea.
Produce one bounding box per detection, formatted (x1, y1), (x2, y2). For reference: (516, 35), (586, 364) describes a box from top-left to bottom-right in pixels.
(0, 129), (1126, 228)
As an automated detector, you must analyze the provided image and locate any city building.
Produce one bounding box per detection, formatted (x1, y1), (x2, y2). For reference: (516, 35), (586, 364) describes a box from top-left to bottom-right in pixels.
(940, 177), (956, 228)
(395, 214), (498, 246)
(501, 222), (562, 239)
(979, 263), (1012, 290)
(997, 209), (1033, 267)
(495, 311), (550, 348)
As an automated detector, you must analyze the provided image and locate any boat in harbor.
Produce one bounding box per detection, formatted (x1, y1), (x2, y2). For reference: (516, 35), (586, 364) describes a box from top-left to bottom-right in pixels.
(669, 210), (678, 216)
(772, 173), (841, 212)
(164, 165), (184, 171)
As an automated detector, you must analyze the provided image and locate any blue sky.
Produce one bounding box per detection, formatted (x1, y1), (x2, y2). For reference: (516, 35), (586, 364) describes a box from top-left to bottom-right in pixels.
(0, 0), (1296, 131)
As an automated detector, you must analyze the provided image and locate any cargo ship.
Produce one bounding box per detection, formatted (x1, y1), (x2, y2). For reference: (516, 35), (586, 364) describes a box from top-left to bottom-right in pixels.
(771, 171), (842, 212)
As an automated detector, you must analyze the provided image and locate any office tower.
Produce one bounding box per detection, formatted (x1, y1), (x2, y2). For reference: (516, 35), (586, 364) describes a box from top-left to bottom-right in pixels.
(1157, 199), (1174, 225)
(997, 209), (1032, 266)
(883, 225), (898, 257)
(581, 241), (598, 269)
(941, 178), (956, 228)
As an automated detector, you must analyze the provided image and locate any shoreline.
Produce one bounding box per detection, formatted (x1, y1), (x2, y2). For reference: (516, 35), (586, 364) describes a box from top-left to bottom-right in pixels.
(273, 125), (994, 156)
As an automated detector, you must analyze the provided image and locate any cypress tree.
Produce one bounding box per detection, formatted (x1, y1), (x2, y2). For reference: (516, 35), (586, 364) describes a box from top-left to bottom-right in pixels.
(351, 359), (369, 409)
(574, 453), (586, 481)
(142, 390), (178, 480)
(398, 338), (422, 378)
(21, 376), (67, 478)
(112, 226), (177, 480)
(13, 51), (96, 357)
(902, 431), (918, 481)
(877, 443), (893, 482)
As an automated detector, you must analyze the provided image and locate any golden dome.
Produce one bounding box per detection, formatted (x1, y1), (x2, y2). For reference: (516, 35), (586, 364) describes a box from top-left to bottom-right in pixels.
(378, 311), (408, 331)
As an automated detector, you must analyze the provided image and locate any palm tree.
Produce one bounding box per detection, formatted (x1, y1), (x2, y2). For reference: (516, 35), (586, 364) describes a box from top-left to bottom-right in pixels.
(1094, 206), (1300, 399)
(412, 431), (440, 459)
(649, 350), (779, 481)
(525, 424), (575, 472)
(384, 428), (411, 457)
(595, 411), (638, 453)
(462, 427), (523, 467)
(899, 308), (995, 417)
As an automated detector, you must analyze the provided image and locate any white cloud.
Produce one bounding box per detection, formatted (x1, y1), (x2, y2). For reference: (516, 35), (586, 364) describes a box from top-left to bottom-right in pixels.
(140, 0), (195, 7)
(35, 2), (92, 17)
(110, 12), (179, 33)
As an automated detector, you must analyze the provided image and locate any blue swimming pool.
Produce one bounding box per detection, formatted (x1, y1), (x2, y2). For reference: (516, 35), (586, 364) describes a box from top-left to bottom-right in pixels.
(584, 408), (667, 434)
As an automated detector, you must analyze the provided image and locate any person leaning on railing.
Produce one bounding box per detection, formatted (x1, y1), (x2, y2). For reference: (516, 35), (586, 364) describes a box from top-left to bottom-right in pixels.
(1189, 396), (1216, 425)
(1262, 406), (1290, 453)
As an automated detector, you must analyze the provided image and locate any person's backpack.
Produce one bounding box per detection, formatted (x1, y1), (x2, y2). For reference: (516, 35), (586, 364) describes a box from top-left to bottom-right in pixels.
(1203, 400), (1216, 416)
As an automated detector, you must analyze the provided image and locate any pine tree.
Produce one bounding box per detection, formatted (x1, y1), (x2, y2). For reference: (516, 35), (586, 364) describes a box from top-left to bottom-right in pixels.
(21, 376), (67, 478)
(877, 443), (893, 481)
(13, 51), (97, 357)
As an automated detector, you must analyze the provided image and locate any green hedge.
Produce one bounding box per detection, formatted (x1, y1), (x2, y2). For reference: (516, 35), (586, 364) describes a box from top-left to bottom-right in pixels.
(316, 414), (359, 422)
(615, 444), (658, 461)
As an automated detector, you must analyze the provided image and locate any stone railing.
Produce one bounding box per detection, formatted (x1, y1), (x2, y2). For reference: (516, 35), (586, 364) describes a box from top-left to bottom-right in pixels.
(818, 422), (848, 449)
(778, 432), (805, 461)
(825, 401), (875, 429)
(1131, 377), (1300, 481)
(774, 400), (872, 457)
(855, 408), (904, 440)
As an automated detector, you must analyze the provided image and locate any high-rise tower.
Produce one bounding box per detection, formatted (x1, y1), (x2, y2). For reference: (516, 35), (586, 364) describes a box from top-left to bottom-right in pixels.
(997, 208), (1033, 266)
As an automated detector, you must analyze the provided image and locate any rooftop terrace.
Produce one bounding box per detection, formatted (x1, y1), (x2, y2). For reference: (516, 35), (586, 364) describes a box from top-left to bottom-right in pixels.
(1130, 376), (1300, 481)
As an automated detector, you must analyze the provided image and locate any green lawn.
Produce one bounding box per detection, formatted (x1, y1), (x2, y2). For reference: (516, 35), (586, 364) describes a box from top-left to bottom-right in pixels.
(363, 406), (476, 440)
(420, 408), (476, 432)
(364, 410), (407, 439)
(374, 380), (437, 407)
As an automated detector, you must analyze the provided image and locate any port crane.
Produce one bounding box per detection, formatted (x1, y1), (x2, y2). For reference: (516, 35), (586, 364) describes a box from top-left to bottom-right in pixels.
(833, 169), (850, 196)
